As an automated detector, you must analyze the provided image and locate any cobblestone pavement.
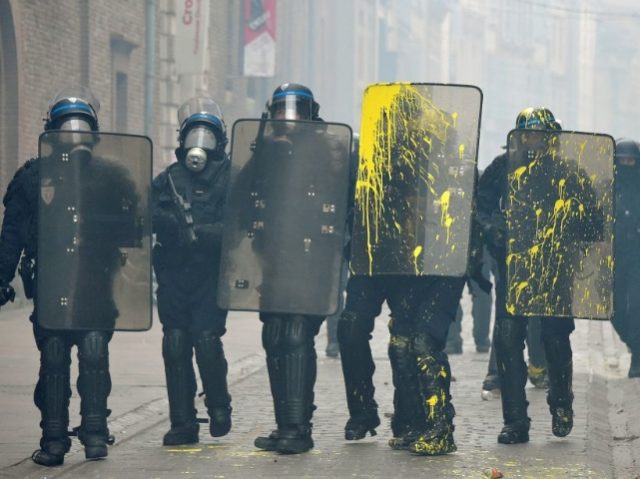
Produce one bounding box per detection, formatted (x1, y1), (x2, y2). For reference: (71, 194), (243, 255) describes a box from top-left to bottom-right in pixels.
(1, 294), (639, 479)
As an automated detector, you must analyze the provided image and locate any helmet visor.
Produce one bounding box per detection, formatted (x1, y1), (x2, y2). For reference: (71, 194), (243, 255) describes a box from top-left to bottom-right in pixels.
(183, 126), (218, 151)
(271, 95), (313, 120)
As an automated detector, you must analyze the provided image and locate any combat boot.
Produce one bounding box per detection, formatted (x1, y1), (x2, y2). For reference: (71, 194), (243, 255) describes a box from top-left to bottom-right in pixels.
(32, 438), (71, 467)
(344, 409), (380, 440)
(494, 317), (530, 444)
(409, 421), (456, 456)
(77, 332), (112, 459)
(272, 315), (319, 454)
(254, 429), (281, 451)
(544, 341), (574, 438)
(388, 424), (421, 451)
(32, 336), (72, 467)
(256, 318), (286, 451)
(551, 406), (573, 437)
(193, 330), (232, 437)
(410, 334), (457, 456)
(339, 311), (379, 440)
(388, 334), (424, 450)
(162, 330), (199, 446)
(497, 418), (530, 444)
(275, 425), (314, 454)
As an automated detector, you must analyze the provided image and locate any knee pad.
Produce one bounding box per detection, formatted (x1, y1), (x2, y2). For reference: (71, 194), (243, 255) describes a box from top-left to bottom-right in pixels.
(162, 329), (192, 362)
(388, 334), (414, 371)
(280, 315), (312, 351)
(338, 310), (374, 347)
(41, 336), (70, 370)
(262, 315), (285, 352)
(412, 332), (441, 358)
(193, 330), (224, 363)
(78, 332), (109, 367)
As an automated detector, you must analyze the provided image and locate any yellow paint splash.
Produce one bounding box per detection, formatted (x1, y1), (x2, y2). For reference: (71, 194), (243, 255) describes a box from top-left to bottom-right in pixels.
(505, 132), (614, 318)
(355, 83), (458, 274)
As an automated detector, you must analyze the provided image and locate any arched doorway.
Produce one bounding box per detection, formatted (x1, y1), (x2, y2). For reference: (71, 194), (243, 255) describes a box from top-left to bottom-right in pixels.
(0, 0), (19, 197)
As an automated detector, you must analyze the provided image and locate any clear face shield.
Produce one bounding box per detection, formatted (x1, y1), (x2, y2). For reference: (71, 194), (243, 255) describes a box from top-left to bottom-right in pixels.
(270, 96), (313, 121)
(183, 126), (219, 172)
(269, 96), (313, 137)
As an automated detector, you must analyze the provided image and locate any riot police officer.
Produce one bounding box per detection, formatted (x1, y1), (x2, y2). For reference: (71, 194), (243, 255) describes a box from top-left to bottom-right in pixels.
(477, 107), (596, 444)
(0, 87), (118, 466)
(340, 83), (482, 456)
(249, 83), (345, 454)
(152, 97), (232, 445)
(612, 138), (640, 378)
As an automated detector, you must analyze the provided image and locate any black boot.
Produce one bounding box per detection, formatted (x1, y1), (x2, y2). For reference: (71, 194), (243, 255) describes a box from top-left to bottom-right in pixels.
(276, 425), (314, 455)
(494, 317), (530, 444)
(32, 336), (72, 467)
(338, 311), (380, 440)
(255, 317), (286, 451)
(32, 439), (70, 467)
(497, 418), (531, 444)
(544, 335), (574, 438)
(274, 315), (319, 454)
(77, 331), (112, 459)
(162, 329), (199, 446)
(408, 334), (457, 456)
(388, 334), (424, 450)
(194, 330), (232, 437)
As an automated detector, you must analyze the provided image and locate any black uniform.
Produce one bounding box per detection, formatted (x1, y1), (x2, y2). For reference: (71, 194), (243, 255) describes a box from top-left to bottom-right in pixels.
(339, 274), (464, 447)
(612, 140), (640, 378)
(0, 157), (120, 464)
(235, 122), (349, 454)
(477, 151), (596, 442)
(152, 156), (232, 444)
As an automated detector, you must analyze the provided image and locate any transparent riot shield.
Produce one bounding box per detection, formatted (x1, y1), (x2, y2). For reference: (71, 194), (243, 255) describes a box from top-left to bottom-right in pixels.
(350, 83), (482, 276)
(218, 119), (352, 315)
(505, 129), (615, 319)
(37, 131), (153, 331)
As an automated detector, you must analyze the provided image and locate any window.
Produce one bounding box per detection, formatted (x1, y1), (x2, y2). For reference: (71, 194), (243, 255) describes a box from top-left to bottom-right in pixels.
(111, 35), (137, 133)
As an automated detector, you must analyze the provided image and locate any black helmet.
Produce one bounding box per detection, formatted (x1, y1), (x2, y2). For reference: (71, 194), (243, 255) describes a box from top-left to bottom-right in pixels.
(45, 86), (100, 131)
(615, 138), (640, 168)
(515, 107), (561, 131)
(267, 83), (319, 120)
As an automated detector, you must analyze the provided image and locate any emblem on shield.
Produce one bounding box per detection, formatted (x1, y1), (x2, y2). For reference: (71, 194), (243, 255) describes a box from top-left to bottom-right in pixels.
(41, 178), (55, 205)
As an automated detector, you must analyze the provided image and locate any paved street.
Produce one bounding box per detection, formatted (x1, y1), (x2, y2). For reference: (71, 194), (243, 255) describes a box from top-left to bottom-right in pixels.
(0, 294), (638, 479)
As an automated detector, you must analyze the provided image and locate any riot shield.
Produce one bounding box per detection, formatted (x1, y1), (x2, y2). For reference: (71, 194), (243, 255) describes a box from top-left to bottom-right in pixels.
(505, 129), (614, 319)
(37, 131), (153, 331)
(350, 83), (482, 276)
(218, 119), (352, 315)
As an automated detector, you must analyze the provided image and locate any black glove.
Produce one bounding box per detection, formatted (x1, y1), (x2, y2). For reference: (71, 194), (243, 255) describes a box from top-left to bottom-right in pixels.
(0, 283), (16, 306)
